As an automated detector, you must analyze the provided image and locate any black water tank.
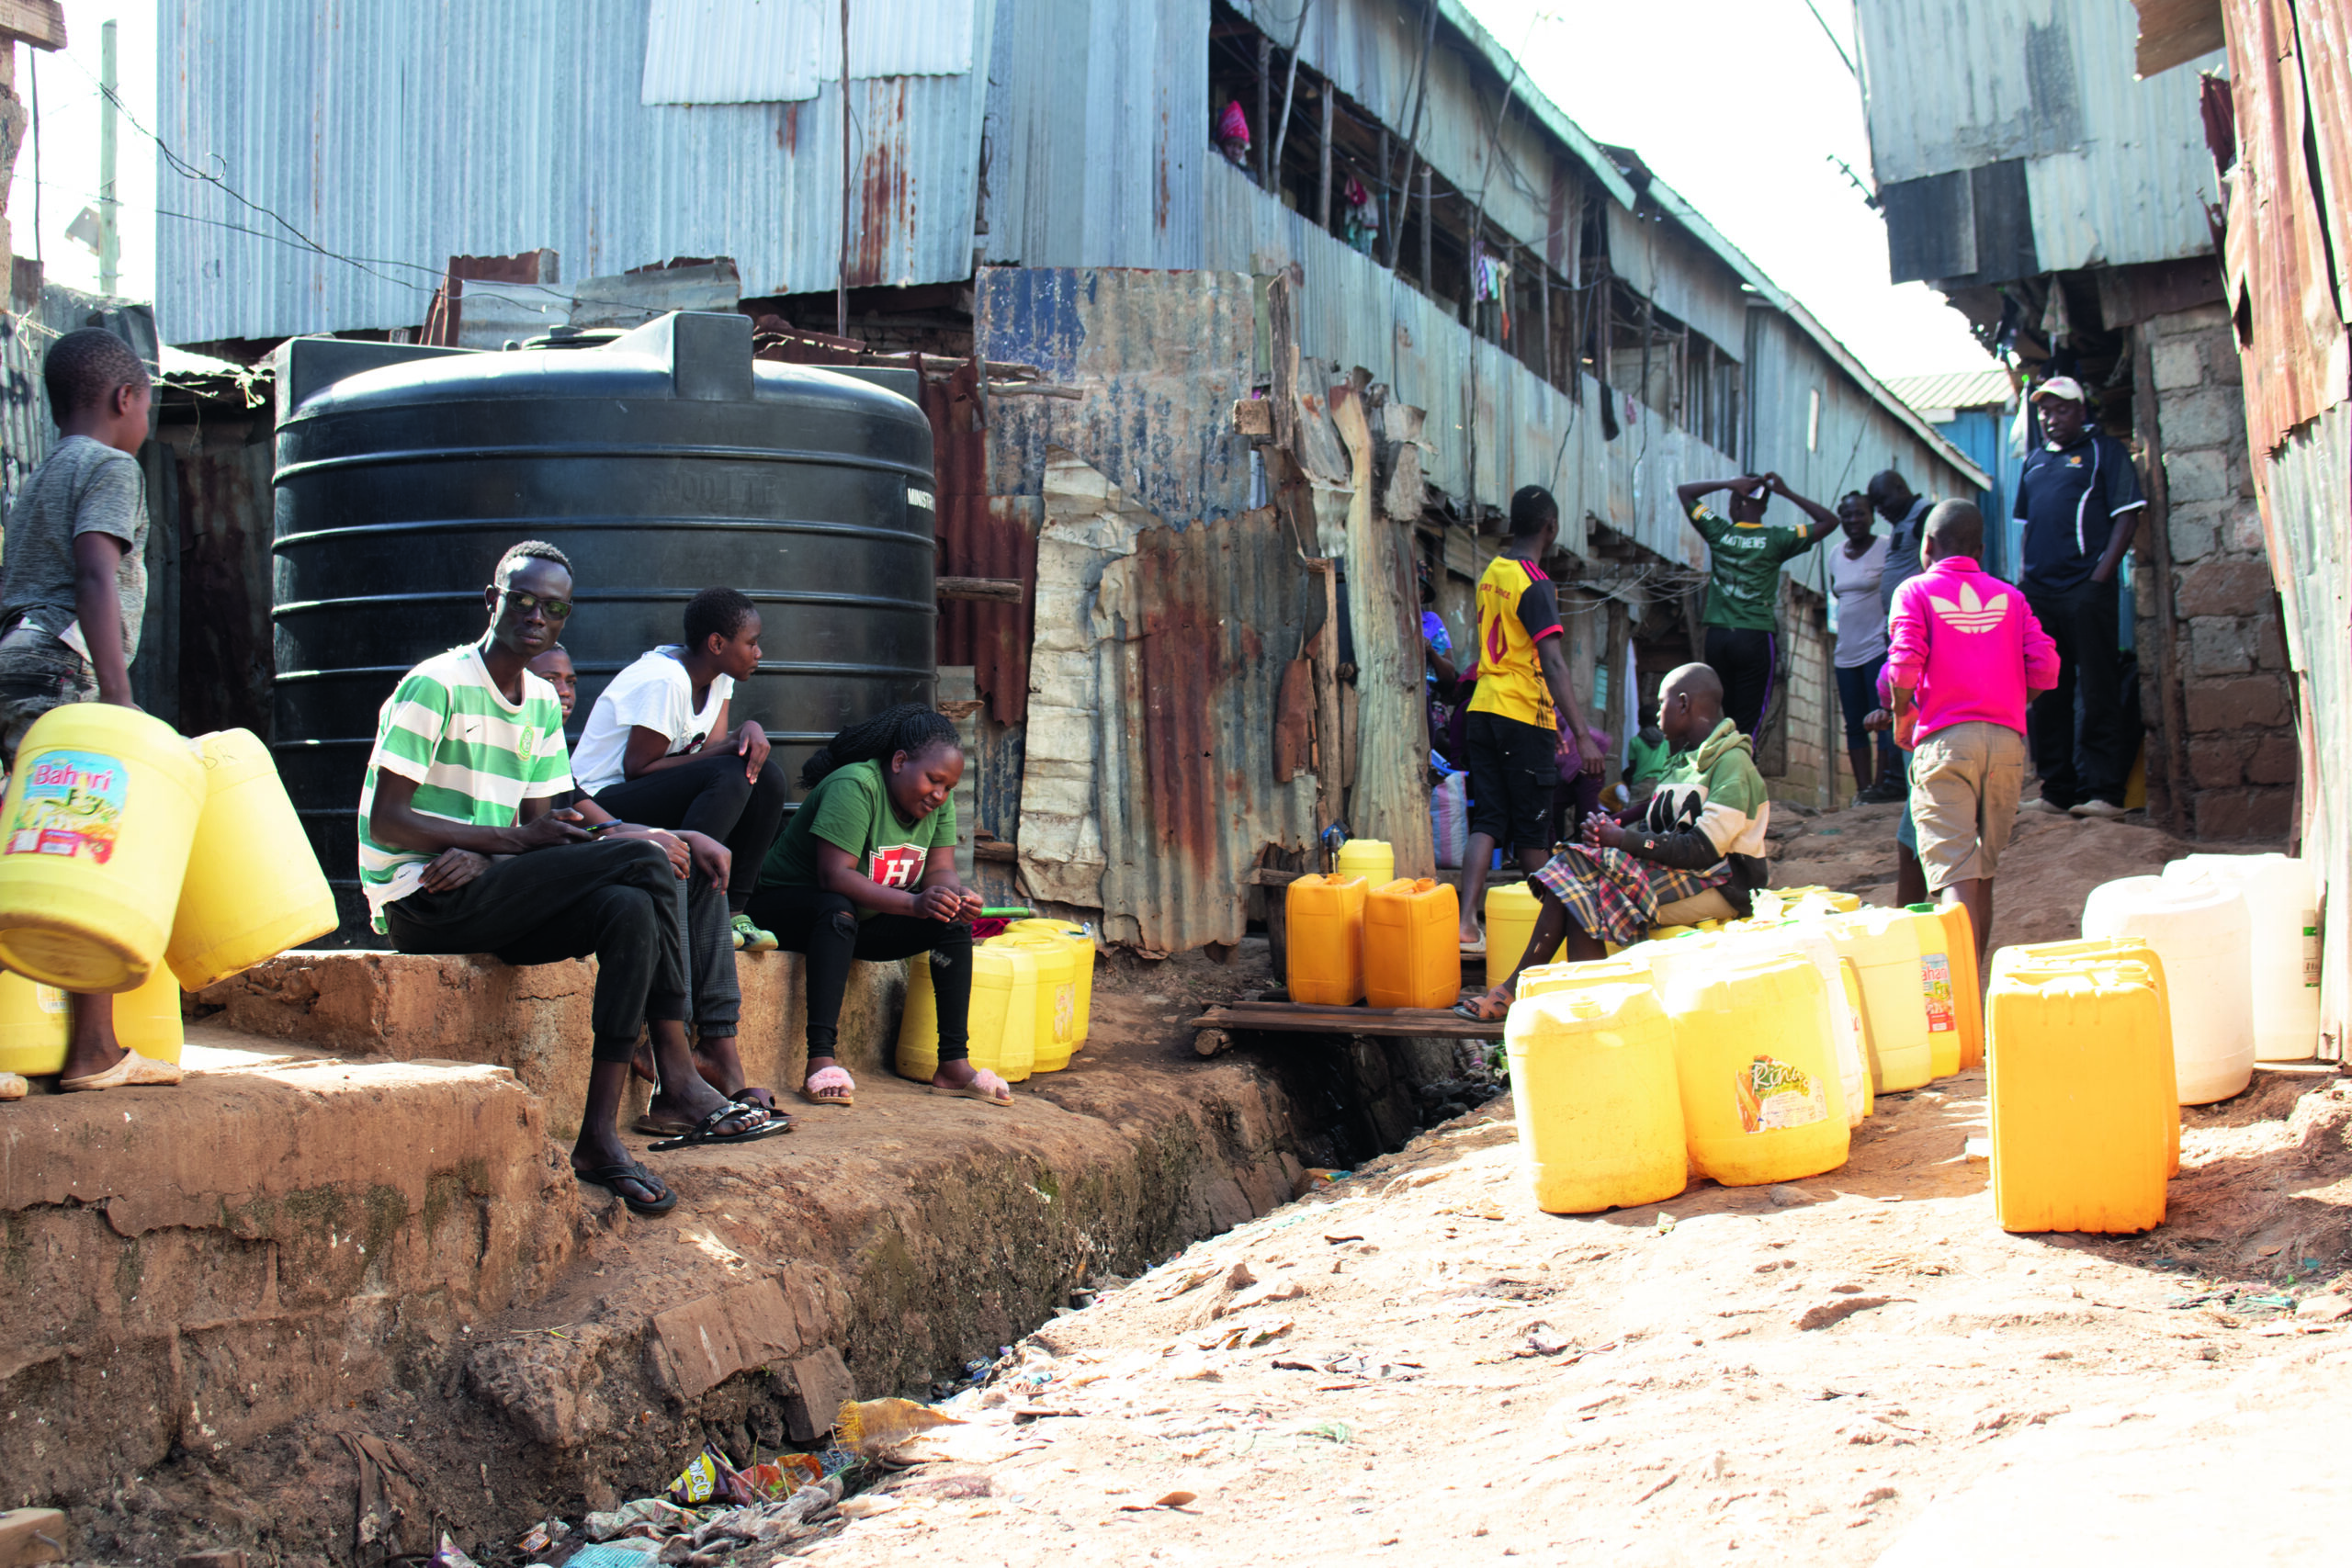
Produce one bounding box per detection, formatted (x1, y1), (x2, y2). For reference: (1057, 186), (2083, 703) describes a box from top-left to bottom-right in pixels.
(271, 311), (937, 942)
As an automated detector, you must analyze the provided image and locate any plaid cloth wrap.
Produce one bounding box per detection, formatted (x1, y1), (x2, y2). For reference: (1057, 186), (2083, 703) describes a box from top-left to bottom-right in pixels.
(1531, 842), (1732, 950)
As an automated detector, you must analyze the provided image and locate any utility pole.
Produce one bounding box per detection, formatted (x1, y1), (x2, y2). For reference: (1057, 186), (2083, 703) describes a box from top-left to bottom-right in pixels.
(837, 0), (850, 340)
(98, 18), (119, 296)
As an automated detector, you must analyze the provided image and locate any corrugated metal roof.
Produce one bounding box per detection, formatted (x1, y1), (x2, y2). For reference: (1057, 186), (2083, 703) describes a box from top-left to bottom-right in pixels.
(641, 0), (977, 105)
(1852, 0), (2222, 271)
(1885, 367), (2018, 412)
(157, 0), (995, 344)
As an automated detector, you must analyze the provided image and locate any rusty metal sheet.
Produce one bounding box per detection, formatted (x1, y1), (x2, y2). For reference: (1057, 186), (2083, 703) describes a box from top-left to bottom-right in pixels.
(2222, 0), (2352, 452)
(1020, 449), (1321, 954)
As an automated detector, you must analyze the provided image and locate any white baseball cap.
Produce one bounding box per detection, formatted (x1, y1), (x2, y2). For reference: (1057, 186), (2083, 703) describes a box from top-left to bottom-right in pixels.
(2030, 375), (2087, 404)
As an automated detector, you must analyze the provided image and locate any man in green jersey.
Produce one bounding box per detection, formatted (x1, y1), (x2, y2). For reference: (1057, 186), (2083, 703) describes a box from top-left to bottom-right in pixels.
(359, 541), (786, 1219)
(1675, 472), (1840, 739)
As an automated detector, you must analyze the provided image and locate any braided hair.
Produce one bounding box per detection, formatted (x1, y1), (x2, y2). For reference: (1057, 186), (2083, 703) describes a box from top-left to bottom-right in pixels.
(800, 703), (960, 789)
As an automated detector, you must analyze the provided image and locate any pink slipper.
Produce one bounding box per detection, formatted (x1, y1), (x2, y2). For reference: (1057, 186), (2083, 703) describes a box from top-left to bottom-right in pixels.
(799, 1064), (855, 1108)
(59, 1050), (184, 1091)
(931, 1068), (1012, 1106)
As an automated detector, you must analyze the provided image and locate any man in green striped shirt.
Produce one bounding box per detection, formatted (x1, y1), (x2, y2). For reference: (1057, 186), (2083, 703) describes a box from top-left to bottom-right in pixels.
(360, 541), (786, 1216)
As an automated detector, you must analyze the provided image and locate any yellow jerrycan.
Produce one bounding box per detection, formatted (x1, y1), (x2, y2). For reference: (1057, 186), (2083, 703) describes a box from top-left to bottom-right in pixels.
(1824, 908), (1932, 1093)
(167, 729), (337, 991)
(991, 929), (1080, 1072)
(1332, 838), (1395, 887)
(0, 705), (206, 991)
(1364, 878), (1461, 1010)
(1918, 900), (1984, 1071)
(112, 961), (186, 1066)
(0, 971), (69, 1074)
(1717, 922), (1871, 1126)
(1996, 938), (2179, 1176)
(1508, 981), (1686, 1213)
(1008, 919), (1095, 1058)
(897, 940), (1039, 1083)
(1663, 953), (1849, 1184)
(1896, 906), (1964, 1079)
(1984, 953), (2170, 1234)
(1286, 874), (1368, 1004)
(1835, 957), (1875, 1119)
(1483, 881), (1561, 975)
(1515, 956), (1651, 1003)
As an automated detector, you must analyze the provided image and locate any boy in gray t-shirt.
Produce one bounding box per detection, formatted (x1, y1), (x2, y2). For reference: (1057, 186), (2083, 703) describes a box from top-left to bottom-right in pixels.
(0, 327), (173, 1096)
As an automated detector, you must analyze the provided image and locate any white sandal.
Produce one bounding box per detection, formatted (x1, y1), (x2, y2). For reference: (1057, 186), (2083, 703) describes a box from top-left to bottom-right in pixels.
(59, 1050), (184, 1092)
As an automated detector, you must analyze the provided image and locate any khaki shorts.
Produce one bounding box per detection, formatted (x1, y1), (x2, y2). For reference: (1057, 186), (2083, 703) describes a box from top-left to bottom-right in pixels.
(1910, 721), (2027, 892)
(1653, 886), (1741, 928)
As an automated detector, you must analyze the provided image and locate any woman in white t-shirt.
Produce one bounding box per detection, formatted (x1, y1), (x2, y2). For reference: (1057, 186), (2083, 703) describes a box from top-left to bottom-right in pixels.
(578, 587), (790, 965)
(1828, 493), (1903, 804)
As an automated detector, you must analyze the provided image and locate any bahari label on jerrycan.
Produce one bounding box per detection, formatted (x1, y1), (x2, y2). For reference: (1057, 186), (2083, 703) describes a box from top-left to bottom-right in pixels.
(1506, 981), (1686, 1214)
(0, 705), (207, 992)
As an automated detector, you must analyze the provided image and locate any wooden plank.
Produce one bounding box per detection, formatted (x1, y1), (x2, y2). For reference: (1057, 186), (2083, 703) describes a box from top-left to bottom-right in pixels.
(1190, 1003), (1498, 1040)
(0, 2), (67, 50)
(937, 576), (1023, 603)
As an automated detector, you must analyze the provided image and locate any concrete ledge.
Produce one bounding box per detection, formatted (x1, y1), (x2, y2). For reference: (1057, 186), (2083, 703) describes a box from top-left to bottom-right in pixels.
(0, 1035), (579, 1506)
(198, 950), (908, 1134)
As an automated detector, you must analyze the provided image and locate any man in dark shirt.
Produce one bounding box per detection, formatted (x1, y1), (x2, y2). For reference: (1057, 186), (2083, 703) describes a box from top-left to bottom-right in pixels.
(2012, 377), (2145, 818)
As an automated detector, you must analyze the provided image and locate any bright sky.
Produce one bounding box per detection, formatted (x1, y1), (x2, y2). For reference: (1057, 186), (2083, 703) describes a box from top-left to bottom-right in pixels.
(12, 3), (1990, 385)
(9, 10), (158, 305)
(1464, 0), (1996, 382)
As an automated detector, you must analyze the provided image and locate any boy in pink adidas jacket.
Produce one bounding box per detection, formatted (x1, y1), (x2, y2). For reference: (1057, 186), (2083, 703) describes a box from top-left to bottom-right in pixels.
(1884, 501), (2059, 959)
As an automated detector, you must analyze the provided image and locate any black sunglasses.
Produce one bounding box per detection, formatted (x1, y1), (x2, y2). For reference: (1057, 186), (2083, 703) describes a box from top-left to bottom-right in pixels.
(494, 587), (575, 621)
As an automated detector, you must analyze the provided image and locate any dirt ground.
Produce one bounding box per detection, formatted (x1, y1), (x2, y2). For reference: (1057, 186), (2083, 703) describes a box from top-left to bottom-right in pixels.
(780, 803), (2349, 1567)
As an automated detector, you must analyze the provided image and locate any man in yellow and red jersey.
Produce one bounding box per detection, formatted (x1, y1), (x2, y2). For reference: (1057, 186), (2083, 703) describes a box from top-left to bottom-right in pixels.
(1457, 485), (1607, 953)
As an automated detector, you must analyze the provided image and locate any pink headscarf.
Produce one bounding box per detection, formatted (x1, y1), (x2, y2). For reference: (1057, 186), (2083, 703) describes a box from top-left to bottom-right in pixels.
(1218, 100), (1251, 148)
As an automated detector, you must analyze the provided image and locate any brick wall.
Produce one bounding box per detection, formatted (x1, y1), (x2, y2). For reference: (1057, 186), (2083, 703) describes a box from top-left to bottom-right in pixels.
(2136, 304), (2297, 840)
(1768, 579), (1838, 807)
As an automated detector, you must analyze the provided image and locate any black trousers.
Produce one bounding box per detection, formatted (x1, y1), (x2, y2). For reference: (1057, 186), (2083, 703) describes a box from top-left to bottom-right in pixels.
(1703, 626), (1775, 739)
(744, 884), (974, 1063)
(2025, 580), (2125, 809)
(385, 838), (739, 1063)
(593, 750), (790, 909)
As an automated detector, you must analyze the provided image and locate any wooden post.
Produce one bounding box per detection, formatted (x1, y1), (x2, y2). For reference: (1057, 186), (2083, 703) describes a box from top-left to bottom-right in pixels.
(1541, 270), (1554, 387)
(1258, 35), (1272, 188)
(1377, 127), (1389, 237)
(1317, 86), (1333, 231)
(1419, 164), (1432, 293)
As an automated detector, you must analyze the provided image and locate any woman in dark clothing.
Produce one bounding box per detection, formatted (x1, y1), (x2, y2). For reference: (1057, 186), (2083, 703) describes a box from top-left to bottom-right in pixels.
(745, 705), (1008, 1108)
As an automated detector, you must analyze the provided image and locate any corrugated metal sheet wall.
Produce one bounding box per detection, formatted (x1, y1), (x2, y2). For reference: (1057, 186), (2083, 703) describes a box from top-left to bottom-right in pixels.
(1853, 0), (2222, 271)
(2259, 403), (2350, 1059)
(979, 0), (1207, 271)
(158, 0), (996, 344)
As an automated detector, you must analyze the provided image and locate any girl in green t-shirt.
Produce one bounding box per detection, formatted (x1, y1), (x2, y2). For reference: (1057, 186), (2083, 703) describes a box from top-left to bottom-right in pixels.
(748, 705), (1005, 1107)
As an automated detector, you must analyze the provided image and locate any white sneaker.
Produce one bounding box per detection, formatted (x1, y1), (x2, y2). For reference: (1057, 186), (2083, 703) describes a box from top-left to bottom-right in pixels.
(2068, 798), (2128, 820)
(2018, 796), (2066, 816)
